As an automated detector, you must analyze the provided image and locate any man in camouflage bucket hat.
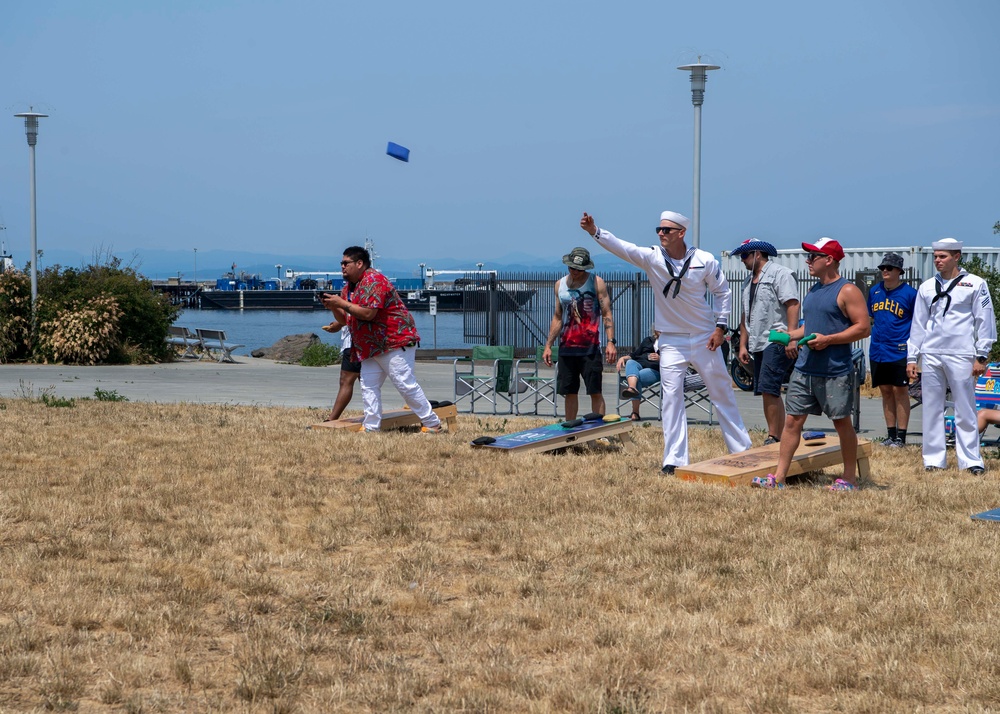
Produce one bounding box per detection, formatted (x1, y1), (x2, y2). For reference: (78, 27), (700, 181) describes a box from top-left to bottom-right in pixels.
(542, 247), (617, 420)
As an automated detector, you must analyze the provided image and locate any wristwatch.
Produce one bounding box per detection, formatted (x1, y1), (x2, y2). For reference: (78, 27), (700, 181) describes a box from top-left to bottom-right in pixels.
(976, 356), (988, 364)
(609, 338), (617, 345)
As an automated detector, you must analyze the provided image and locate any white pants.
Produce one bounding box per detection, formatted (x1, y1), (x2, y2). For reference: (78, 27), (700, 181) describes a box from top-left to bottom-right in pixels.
(360, 347), (441, 431)
(921, 353), (982, 469)
(658, 332), (753, 467)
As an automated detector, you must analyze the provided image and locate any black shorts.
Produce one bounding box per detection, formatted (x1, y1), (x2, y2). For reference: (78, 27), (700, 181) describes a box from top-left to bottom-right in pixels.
(870, 358), (907, 387)
(752, 343), (795, 397)
(556, 353), (604, 395)
(341, 347), (362, 373)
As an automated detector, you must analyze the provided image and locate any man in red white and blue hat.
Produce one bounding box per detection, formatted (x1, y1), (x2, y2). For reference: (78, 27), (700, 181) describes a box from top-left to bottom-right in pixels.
(730, 238), (799, 445)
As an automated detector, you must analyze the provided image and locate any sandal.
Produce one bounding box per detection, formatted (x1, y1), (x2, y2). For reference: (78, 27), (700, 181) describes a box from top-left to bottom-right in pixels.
(629, 412), (641, 422)
(828, 479), (858, 492)
(621, 388), (639, 399)
(751, 474), (784, 489)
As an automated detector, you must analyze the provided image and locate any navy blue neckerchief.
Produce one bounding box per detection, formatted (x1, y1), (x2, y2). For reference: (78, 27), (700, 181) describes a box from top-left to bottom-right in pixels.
(931, 273), (964, 316)
(660, 247), (694, 299)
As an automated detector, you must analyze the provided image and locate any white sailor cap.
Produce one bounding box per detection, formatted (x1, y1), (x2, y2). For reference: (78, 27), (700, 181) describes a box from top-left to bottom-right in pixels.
(931, 237), (963, 251)
(659, 211), (690, 229)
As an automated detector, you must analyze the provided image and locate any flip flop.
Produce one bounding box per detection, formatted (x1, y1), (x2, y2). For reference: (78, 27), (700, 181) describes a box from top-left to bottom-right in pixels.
(629, 412), (641, 422)
(828, 479), (858, 492)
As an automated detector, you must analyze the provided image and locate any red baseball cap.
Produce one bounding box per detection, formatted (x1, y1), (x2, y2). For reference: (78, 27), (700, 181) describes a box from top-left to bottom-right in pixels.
(801, 237), (844, 261)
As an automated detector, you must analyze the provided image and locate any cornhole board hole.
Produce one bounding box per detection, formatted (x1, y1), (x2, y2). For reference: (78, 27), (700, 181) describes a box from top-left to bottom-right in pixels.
(675, 436), (873, 487)
(310, 403), (458, 431)
(971, 508), (1000, 522)
(471, 418), (635, 455)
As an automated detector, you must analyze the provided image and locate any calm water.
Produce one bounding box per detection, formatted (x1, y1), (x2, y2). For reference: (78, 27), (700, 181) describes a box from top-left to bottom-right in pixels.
(176, 309), (469, 356)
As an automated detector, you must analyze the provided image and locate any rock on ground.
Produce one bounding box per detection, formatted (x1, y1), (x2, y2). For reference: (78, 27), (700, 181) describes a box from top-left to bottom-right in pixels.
(251, 333), (320, 362)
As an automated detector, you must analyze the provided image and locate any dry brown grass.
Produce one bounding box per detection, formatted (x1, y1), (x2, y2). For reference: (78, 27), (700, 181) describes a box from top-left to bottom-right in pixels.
(1, 397), (999, 712)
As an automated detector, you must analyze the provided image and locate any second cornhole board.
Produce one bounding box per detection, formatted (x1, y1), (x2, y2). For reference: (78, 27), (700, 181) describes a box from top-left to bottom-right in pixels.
(971, 508), (1000, 522)
(676, 436), (873, 487)
(310, 404), (458, 431)
(472, 419), (635, 454)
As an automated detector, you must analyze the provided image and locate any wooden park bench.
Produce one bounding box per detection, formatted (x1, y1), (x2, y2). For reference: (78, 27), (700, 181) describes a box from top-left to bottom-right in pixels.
(195, 328), (246, 363)
(166, 326), (203, 359)
(676, 435), (873, 487)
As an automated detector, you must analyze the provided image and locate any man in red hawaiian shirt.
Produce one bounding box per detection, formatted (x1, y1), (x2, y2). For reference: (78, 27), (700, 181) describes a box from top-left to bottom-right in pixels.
(321, 246), (444, 433)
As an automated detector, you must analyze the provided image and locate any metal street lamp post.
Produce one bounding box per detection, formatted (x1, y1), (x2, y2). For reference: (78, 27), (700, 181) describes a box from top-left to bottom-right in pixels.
(676, 62), (720, 249)
(13, 108), (48, 307)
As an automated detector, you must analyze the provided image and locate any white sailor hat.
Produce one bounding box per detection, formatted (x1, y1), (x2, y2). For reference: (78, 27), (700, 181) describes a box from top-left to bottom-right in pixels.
(931, 237), (963, 251)
(659, 211), (690, 229)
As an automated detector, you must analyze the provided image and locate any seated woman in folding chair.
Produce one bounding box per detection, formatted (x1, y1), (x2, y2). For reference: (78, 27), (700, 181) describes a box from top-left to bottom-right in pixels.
(978, 407), (1000, 441)
(616, 330), (659, 421)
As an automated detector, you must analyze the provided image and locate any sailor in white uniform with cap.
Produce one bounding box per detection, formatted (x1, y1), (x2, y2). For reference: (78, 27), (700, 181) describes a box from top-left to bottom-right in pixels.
(906, 238), (996, 474)
(579, 210), (753, 473)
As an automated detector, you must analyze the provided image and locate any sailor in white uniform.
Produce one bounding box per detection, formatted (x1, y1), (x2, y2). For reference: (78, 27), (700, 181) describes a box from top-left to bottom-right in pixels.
(580, 210), (753, 473)
(906, 238), (996, 474)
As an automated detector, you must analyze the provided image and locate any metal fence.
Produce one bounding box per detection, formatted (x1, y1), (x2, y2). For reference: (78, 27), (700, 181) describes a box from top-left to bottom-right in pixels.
(462, 268), (912, 355)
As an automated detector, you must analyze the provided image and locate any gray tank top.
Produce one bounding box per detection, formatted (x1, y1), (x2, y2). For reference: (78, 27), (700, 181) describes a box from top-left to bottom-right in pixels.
(795, 277), (852, 377)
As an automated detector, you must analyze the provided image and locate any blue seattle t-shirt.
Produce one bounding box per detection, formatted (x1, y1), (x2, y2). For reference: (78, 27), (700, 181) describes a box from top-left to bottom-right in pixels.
(867, 281), (918, 363)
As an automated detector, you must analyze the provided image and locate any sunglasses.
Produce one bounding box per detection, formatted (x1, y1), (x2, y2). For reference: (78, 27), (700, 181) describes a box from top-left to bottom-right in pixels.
(340, 259), (358, 266)
(805, 253), (830, 263)
(656, 226), (682, 234)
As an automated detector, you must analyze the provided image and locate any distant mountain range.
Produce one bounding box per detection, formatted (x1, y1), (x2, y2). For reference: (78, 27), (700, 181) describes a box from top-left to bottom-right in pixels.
(26, 247), (640, 281)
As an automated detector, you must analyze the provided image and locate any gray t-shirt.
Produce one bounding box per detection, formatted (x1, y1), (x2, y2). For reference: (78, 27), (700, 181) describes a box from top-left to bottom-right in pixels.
(741, 261), (799, 352)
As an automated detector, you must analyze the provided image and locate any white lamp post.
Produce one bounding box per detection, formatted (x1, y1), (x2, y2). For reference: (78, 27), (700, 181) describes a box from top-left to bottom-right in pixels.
(676, 62), (720, 249)
(194, 248), (198, 285)
(13, 108), (48, 307)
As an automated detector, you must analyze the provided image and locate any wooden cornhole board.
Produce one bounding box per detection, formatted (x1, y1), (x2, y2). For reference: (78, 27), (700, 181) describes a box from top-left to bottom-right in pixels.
(310, 403), (458, 431)
(676, 435), (873, 487)
(471, 418), (635, 454)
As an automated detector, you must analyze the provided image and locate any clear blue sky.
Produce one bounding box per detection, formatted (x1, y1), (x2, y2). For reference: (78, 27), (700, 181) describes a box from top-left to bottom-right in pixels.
(1, 0), (997, 271)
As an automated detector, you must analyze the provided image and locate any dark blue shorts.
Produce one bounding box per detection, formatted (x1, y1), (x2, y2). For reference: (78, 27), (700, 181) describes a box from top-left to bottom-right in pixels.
(752, 343), (796, 397)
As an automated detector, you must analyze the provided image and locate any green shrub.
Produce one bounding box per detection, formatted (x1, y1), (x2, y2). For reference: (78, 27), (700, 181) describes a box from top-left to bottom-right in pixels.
(35, 257), (179, 363)
(34, 294), (123, 365)
(93, 388), (129, 402)
(40, 391), (75, 408)
(0, 255), (180, 364)
(0, 270), (32, 363)
(299, 342), (341, 367)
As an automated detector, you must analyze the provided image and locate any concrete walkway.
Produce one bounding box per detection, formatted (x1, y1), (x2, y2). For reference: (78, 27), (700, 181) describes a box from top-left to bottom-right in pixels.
(0, 356), (922, 440)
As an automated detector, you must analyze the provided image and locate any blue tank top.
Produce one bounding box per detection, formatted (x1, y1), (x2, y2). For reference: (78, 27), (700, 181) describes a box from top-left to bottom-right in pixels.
(795, 277), (852, 377)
